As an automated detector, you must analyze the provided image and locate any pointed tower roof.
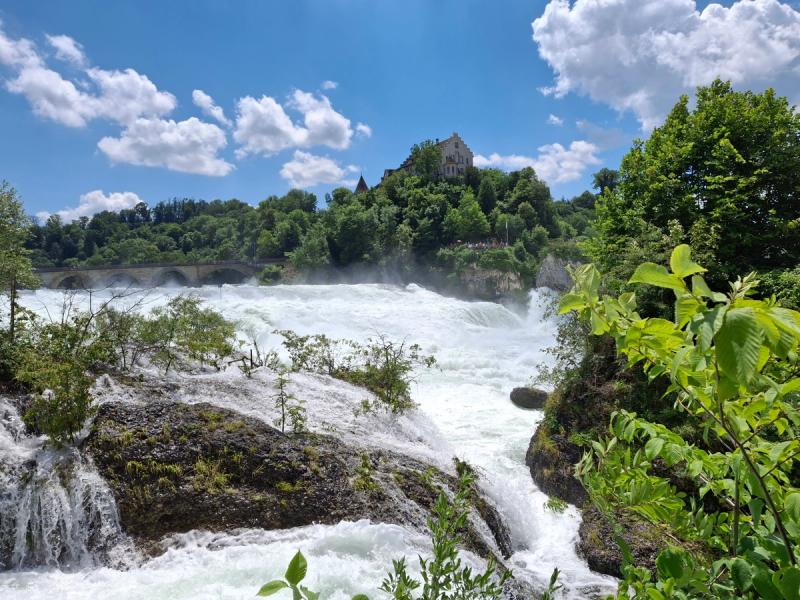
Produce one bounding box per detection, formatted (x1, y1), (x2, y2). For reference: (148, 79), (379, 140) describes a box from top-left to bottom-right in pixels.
(354, 174), (369, 194)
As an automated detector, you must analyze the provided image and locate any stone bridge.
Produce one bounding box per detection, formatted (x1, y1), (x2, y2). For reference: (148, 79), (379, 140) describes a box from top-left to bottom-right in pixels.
(35, 260), (286, 289)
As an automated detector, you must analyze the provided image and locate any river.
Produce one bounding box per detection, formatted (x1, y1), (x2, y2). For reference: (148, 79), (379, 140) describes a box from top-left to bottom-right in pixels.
(0, 283), (615, 599)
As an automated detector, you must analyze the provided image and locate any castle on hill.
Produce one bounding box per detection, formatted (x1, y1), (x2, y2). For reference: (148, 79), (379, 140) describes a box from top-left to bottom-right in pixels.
(355, 132), (474, 193)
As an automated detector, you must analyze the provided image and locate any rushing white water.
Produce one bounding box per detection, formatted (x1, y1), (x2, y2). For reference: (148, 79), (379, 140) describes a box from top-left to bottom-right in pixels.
(0, 398), (131, 571)
(1, 283), (616, 599)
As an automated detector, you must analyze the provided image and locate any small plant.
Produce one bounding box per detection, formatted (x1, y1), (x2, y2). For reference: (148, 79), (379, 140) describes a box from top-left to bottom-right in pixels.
(380, 470), (511, 599)
(544, 496), (567, 514)
(276, 330), (435, 415)
(353, 453), (378, 492)
(257, 550), (369, 600)
(273, 371), (307, 434)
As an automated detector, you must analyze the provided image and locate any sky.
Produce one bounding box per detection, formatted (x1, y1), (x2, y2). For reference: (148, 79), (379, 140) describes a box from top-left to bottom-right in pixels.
(1, 0), (799, 222)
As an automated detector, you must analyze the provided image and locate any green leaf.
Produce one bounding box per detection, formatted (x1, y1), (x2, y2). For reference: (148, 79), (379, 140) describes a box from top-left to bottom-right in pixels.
(777, 566), (800, 600)
(670, 244), (706, 278)
(691, 275), (728, 302)
(730, 557), (753, 591)
(753, 568), (783, 600)
(785, 492), (800, 523)
(351, 595), (370, 600)
(675, 294), (702, 327)
(629, 262), (687, 292)
(646, 590), (665, 600)
(656, 547), (685, 581)
(300, 586), (320, 600)
(258, 581), (289, 596)
(558, 292), (586, 314)
(644, 437), (665, 460)
(285, 551), (308, 586)
(716, 308), (764, 384)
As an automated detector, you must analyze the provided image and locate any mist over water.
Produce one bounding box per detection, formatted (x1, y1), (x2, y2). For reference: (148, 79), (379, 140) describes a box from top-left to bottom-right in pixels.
(1, 283), (615, 599)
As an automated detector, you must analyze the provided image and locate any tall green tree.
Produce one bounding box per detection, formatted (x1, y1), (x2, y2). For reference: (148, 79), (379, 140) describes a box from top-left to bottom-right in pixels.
(409, 140), (443, 182)
(0, 182), (37, 341)
(588, 80), (800, 285)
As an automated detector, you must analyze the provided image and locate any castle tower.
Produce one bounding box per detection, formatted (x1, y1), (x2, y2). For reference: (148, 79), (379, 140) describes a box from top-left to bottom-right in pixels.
(354, 174), (369, 194)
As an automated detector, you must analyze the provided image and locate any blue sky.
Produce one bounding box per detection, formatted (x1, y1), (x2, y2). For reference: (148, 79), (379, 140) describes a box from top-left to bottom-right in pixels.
(1, 0), (798, 221)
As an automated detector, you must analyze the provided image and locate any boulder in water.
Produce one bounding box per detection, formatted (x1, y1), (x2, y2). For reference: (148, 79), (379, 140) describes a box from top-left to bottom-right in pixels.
(510, 387), (547, 410)
(84, 400), (513, 560)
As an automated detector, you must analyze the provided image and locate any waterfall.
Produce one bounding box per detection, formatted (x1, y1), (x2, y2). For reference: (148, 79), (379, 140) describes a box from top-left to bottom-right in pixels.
(0, 397), (132, 570)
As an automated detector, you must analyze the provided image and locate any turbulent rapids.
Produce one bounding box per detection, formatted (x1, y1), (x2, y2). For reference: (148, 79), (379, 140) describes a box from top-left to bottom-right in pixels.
(0, 283), (615, 599)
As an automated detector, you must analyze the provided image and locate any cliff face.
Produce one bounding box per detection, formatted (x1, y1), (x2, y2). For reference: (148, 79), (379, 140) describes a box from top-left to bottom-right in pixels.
(85, 400), (512, 560)
(458, 266), (523, 299)
(535, 254), (576, 291)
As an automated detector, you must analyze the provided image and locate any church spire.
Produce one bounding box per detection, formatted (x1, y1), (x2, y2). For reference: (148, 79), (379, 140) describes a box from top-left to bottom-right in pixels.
(354, 173), (369, 194)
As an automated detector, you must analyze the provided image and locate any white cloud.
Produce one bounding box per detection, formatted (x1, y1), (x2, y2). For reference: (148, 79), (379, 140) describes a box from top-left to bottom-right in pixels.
(533, 0), (800, 130)
(474, 140), (600, 184)
(0, 24), (175, 128)
(355, 122), (372, 137)
(45, 34), (86, 66)
(547, 113), (563, 126)
(321, 80), (338, 90)
(279, 150), (358, 188)
(192, 89), (231, 127)
(37, 190), (144, 223)
(233, 90), (354, 157)
(97, 117), (234, 176)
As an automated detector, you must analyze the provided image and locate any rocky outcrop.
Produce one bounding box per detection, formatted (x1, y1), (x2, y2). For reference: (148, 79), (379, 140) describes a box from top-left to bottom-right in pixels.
(459, 267), (523, 300)
(84, 401), (512, 559)
(525, 425), (588, 507)
(578, 506), (666, 577)
(510, 387), (547, 410)
(535, 254), (576, 291)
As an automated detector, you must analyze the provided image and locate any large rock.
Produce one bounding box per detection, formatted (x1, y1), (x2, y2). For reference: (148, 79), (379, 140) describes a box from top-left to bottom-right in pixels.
(84, 401), (512, 559)
(535, 254), (576, 291)
(577, 505), (666, 577)
(525, 425), (588, 507)
(510, 387), (547, 410)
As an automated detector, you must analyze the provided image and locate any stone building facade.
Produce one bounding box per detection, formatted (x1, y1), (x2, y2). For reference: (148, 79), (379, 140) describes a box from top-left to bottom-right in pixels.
(382, 132), (474, 180)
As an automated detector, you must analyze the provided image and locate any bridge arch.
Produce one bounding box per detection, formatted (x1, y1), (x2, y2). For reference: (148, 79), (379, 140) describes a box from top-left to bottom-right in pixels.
(104, 272), (141, 288)
(55, 274), (89, 290)
(152, 269), (192, 287)
(200, 267), (251, 285)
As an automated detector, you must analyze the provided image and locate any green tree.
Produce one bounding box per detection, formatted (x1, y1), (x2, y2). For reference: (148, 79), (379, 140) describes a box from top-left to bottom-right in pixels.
(288, 223), (331, 272)
(589, 80), (800, 284)
(0, 182), (38, 341)
(477, 178), (497, 214)
(591, 168), (619, 194)
(409, 140), (443, 182)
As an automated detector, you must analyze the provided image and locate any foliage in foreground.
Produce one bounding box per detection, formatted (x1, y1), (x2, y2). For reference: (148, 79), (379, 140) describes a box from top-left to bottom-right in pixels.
(258, 471), (522, 600)
(561, 245), (800, 599)
(277, 330), (435, 414)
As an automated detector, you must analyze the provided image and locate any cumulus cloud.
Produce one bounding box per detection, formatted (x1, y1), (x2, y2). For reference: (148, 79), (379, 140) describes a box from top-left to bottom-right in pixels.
(321, 80), (338, 90)
(45, 34), (86, 66)
(98, 117), (234, 176)
(474, 140), (600, 184)
(233, 90), (354, 157)
(279, 150), (358, 189)
(192, 89), (231, 126)
(547, 113), (563, 126)
(37, 190), (144, 223)
(355, 122), (372, 137)
(533, 0), (800, 130)
(0, 24), (175, 128)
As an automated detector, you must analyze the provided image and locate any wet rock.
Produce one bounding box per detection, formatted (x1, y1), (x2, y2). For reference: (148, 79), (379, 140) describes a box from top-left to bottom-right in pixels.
(577, 505), (665, 577)
(84, 401), (512, 560)
(510, 387), (547, 410)
(525, 425), (588, 507)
